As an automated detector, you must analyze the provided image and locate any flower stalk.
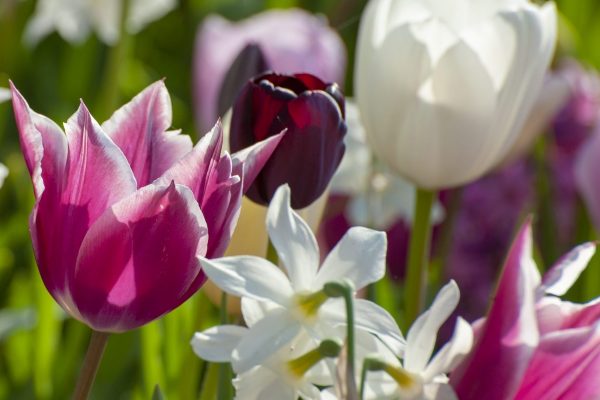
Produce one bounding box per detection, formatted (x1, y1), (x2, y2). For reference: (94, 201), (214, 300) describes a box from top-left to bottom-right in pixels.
(73, 330), (110, 400)
(404, 188), (435, 329)
(324, 280), (357, 396)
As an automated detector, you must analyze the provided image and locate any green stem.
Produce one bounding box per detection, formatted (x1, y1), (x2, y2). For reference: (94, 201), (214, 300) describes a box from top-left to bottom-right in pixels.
(324, 281), (357, 397)
(217, 292), (233, 399)
(72, 330), (110, 400)
(359, 360), (369, 400)
(404, 188), (436, 329)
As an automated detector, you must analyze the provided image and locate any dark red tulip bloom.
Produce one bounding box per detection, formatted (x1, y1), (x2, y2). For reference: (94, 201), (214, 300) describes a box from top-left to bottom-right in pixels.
(230, 72), (346, 209)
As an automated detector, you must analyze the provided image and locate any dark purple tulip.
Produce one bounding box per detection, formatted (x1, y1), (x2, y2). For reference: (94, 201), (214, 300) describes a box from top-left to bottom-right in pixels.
(230, 72), (346, 209)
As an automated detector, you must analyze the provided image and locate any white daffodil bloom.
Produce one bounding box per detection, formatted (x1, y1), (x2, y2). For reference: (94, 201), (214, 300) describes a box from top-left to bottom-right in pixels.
(24, 0), (176, 45)
(192, 324), (400, 399)
(192, 326), (328, 399)
(199, 185), (404, 374)
(330, 101), (444, 230)
(362, 281), (473, 399)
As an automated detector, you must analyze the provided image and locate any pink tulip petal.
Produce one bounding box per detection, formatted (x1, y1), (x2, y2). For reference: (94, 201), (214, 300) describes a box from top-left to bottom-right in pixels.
(231, 131), (283, 194)
(102, 81), (192, 186)
(11, 83), (69, 303)
(157, 122), (239, 257)
(539, 242), (595, 297)
(12, 86), (137, 311)
(72, 182), (208, 332)
(10, 82), (67, 199)
(515, 325), (600, 400)
(451, 220), (540, 400)
(537, 296), (600, 334)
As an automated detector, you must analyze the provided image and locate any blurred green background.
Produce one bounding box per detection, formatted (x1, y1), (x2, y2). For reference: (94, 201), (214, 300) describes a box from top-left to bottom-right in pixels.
(0, 0), (598, 398)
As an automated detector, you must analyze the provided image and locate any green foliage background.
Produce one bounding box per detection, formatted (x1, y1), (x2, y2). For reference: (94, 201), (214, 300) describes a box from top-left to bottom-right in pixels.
(0, 0), (597, 398)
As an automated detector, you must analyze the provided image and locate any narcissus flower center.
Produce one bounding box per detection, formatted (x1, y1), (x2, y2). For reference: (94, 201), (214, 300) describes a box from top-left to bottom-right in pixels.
(293, 290), (329, 321)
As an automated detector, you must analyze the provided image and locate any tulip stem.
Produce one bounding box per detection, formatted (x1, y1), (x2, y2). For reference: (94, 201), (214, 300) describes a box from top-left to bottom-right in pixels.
(72, 330), (110, 400)
(404, 188), (436, 329)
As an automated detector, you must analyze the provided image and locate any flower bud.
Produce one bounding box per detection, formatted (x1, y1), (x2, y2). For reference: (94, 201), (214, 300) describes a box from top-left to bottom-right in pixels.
(230, 72), (346, 209)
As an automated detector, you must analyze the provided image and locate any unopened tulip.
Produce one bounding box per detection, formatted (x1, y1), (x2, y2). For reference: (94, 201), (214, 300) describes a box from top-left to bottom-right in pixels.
(355, 0), (557, 189)
(230, 72), (346, 209)
(10, 81), (279, 332)
(194, 8), (346, 131)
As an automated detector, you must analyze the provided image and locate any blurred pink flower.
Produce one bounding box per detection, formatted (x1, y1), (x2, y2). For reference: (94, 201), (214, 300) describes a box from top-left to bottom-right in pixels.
(10, 81), (279, 332)
(451, 220), (600, 399)
(193, 8), (346, 131)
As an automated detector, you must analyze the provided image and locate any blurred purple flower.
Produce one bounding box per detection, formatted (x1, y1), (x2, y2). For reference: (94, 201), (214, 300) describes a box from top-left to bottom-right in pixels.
(445, 160), (536, 322)
(193, 8), (346, 131)
(548, 61), (600, 247)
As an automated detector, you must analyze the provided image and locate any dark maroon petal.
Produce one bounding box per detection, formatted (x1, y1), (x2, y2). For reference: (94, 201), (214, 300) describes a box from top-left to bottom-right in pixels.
(250, 91), (346, 209)
(293, 73), (328, 91)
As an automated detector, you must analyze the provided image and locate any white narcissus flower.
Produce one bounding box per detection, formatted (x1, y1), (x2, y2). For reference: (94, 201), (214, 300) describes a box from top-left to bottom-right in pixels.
(331, 101), (444, 230)
(24, 0), (176, 45)
(191, 323), (400, 399)
(355, 0), (557, 189)
(198, 185), (404, 374)
(192, 326), (327, 399)
(362, 281), (473, 400)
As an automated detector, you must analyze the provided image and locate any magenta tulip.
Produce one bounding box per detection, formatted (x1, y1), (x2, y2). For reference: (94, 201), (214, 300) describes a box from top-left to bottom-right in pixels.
(230, 72), (346, 209)
(11, 81), (280, 332)
(451, 219), (600, 399)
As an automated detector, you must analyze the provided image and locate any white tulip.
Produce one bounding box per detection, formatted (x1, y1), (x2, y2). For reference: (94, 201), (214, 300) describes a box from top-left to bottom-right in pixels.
(355, 0), (557, 189)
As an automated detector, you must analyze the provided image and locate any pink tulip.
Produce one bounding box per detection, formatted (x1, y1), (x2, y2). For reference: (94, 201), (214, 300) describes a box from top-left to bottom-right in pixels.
(193, 8), (346, 131)
(451, 219), (600, 399)
(10, 81), (280, 332)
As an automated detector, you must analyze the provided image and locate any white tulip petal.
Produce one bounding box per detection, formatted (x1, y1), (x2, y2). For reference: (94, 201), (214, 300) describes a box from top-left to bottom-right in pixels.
(422, 317), (473, 381)
(408, 38), (496, 188)
(486, 4), (557, 171)
(199, 256), (293, 306)
(541, 242), (596, 297)
(191, 325), (248, 362)
(316, 227), (386, 290)
(267, 185), (320, 292)
(355, 22), (431, 183)
(232, 309), (300, 373)
(405, 281), (460, 373)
